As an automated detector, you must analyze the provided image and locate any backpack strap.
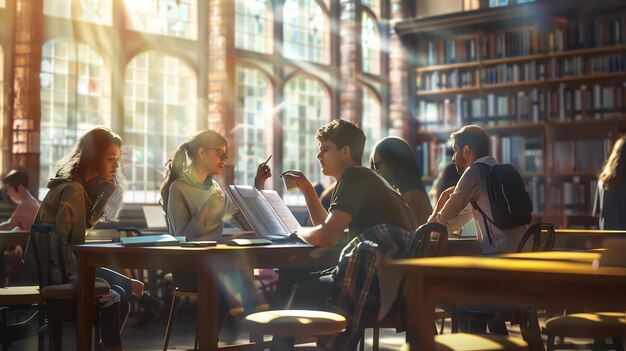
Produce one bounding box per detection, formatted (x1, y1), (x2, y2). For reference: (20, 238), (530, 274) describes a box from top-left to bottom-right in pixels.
(469, 162), (496, 246)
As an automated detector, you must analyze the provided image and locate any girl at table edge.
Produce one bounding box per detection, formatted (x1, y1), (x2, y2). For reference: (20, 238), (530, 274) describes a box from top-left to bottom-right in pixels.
(159, 129), (272, 334)
(24, 127), (142, 351)
(595, 135), (626, 230)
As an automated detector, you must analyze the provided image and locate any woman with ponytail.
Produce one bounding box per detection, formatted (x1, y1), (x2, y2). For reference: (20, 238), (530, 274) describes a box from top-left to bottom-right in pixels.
(161, 130), (270, 239)
(160, 129), (272, 342)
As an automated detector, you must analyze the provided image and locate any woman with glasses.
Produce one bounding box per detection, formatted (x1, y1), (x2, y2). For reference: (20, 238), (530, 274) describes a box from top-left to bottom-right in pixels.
(370, 136), (432, 228)
(161, 129), (270, 239)
(159, 129), (270, 342)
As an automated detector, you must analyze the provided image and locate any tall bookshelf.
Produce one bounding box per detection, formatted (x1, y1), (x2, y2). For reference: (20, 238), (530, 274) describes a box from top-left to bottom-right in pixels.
(396, 0), (626, 228)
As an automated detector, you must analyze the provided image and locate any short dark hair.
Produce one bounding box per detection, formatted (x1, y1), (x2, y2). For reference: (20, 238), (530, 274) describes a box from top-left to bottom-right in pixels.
(450, 125), (490, 158)
(315, 119), (366, 163)
(3, 170), (29, 191)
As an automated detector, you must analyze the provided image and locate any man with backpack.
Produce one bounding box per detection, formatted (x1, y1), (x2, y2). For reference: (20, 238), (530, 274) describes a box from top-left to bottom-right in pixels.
(428, 125), (531, 255)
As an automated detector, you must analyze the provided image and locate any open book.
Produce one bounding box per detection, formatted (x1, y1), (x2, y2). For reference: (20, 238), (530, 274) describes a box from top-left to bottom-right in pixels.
(224, 185), (301, 239)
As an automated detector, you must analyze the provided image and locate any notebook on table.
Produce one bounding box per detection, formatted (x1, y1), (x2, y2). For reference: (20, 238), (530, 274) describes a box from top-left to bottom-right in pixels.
(120, 234), (184, 247)
(224, 185), (308, 246)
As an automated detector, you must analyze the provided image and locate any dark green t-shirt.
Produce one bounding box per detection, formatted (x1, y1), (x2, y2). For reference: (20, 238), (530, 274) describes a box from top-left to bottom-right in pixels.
(328, 166), (416, 239)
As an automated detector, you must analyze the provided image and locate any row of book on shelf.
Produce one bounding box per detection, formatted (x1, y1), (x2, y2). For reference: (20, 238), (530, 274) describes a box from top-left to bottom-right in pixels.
(526, 177), (598, 215)
(418, 82), (626, 129)
(552, 138), (611, 174)
(419, 56), (625, 92)
(419, 16), (624, 67)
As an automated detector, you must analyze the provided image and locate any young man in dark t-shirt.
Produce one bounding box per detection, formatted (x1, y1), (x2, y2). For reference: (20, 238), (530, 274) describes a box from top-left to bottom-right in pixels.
(283, 119), (414, 245)
(280, 119), (414, 350)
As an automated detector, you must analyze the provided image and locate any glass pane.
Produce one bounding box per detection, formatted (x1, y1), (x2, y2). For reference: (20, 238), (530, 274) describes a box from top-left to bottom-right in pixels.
(125, 0), (198, 39)
(235, 0), (273, 54)
(361, 87), (383, 163)
(283, 0), (328, 64)
(39, 39), (111, 197)
(282, 75), (330, 205)
(361, 11), (381, 75)
(234, 65), (273, 185)
(124, 51), (197, 203)
(44, 0), (113, 25)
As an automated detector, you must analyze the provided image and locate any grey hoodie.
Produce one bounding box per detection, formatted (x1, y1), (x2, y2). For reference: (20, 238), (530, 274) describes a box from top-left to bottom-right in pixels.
(166, 171), (245, 240)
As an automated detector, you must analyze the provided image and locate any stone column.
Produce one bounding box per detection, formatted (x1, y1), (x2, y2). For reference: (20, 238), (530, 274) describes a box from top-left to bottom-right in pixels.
(339, 0), (361, 123)
(11, 0), (43, 194)
(207, 0), (236, 183)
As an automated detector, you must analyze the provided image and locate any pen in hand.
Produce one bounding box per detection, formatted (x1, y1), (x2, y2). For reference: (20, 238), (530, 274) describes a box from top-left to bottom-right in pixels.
(260, 155), (272, 167)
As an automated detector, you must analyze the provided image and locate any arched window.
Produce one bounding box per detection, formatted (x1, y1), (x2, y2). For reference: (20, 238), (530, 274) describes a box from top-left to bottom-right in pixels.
(44, 0), (113, 25)
(234, 65), (273, 185)
(0, 0), (5, 7)
(39, 39), (111, 196)
(283, 0), (329, 64)
(283, 75), (330, 204)
(361, 10), (380, 75)
(235, 0), (273, 54)
(361, 87), (383, 163)
(361, 0), (380, 17)
(124, 51), (197, 203)
(124, 0), (198, 39)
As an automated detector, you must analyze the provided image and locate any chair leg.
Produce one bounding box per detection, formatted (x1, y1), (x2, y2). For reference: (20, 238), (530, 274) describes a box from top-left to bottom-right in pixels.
(194, 322), (199, 350)
(373, 327), (380, 351)
(48, 320), (63, 351)
(38, 306), (45, 351)
(359, 329), (365, 351)
(613, 338), (625, 351)
(162, 290), (179, 351)
(546, 334), (555, 351)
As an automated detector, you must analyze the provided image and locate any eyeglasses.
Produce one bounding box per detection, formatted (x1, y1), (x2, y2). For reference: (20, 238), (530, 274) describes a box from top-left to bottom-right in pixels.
(209, 148), (229, 161)
(371, 160), (384, 172)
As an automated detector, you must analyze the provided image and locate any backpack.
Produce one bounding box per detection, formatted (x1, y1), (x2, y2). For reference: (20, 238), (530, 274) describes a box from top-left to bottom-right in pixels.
(471, 162), (533, 245)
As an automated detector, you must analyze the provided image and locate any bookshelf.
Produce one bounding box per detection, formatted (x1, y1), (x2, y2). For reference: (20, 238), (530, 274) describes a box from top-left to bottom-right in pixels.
(397, 0), (626, 228)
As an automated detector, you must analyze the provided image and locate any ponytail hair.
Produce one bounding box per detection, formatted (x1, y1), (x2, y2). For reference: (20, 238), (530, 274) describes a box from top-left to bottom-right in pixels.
(160, 130), (227, 209)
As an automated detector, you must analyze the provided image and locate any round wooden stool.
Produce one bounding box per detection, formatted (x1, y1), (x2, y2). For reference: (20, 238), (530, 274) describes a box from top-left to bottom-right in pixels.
(434, 333), (528, 351)
(545, 312), (626, 351)
(242, 309), (347, 350)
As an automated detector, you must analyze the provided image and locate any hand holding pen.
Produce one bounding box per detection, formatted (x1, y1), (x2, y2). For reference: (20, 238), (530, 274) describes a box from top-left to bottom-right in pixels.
(255, 155), (272, 190)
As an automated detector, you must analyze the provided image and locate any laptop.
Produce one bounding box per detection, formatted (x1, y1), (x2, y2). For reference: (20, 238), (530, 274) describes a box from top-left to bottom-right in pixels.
(141, 205), (169, 234)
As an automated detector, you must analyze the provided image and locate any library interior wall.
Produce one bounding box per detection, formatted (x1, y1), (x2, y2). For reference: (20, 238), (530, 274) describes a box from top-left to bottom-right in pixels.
(415, 0), (463, 18)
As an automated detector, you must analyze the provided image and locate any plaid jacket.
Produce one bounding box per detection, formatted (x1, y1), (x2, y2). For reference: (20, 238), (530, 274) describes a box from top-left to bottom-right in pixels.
(319, 223), (412, 350)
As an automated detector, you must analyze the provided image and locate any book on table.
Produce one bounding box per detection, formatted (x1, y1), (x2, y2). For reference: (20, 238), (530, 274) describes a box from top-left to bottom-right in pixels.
(224, 185), (304, 243)
(120, 234), (182, 247)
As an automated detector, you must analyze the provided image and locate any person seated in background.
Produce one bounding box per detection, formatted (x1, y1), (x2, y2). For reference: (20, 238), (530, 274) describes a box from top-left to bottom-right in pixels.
(281, 119), (415, 350)
(428, 125), (527, 254)
(370, 136), (432, 229)
(1, 170), (40, 232)
(160, 129), (271, 342)
(432, 162), (461, 205)
(23, 127), (145, 350)
(1, 170), (41, 271)
(594, 135), (626, 230)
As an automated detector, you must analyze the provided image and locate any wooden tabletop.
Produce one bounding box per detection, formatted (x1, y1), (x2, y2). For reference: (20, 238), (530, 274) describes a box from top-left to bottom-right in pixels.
(0, 231), (29, 247)
(390, 253), (626, 351)
(498, 250), (601, 263)
(554, 229), (626, 236)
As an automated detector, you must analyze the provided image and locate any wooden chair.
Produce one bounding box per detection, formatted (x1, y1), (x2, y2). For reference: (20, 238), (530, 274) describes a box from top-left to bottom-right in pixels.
(360, 222), (449, 351)
(28, 224), (109, 351)
(241, 309), (347, 350)
(162, 273), (199, 351)
(450, 222), (555, 341)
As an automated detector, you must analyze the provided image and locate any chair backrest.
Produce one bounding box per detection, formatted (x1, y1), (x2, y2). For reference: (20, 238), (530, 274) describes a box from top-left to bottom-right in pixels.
(28, 223), (69, 289)
(408, 223), (449, 258)
(516, 222), (555, 253)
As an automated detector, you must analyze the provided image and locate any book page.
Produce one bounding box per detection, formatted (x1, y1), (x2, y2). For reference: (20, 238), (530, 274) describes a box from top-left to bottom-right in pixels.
(226, 185), (290, 237)
(261, 190), (302, 233)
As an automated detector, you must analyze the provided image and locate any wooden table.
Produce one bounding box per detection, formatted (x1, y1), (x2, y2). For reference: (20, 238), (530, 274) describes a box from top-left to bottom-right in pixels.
(391, 254), (626, 351)
(0, 231), (29, 287)
(553, 229), (626, 250)
(72, 243), (338, 351)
